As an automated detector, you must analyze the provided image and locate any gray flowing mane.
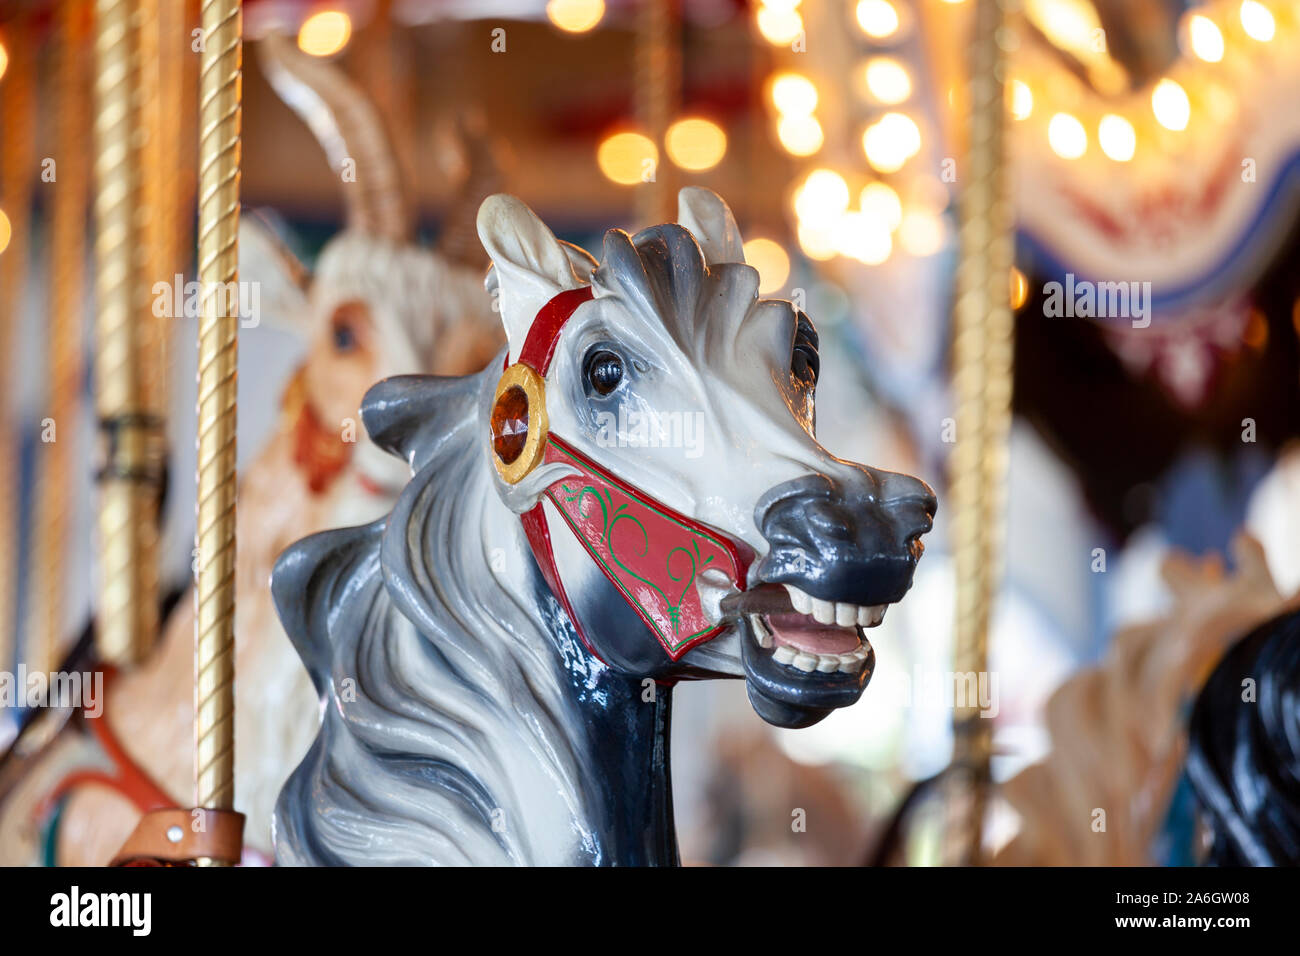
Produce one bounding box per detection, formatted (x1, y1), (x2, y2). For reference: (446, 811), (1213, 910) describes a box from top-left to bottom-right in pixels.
(272, 222), (779, 865)
(272, 365), (607, 865)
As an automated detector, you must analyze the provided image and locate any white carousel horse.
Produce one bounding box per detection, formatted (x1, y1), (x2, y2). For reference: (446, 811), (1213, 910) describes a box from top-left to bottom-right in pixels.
(271, 188), (937, 865)
(0, 34), (502, 865)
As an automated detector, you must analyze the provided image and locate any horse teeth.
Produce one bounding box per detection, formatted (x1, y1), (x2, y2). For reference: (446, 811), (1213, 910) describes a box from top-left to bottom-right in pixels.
(785, 584), (813, 614)
(749, 614), (773, 648)
(779, 588), (890, 633)
(838, 651), (867, 673)
(835, 602), (857, 627)
(810, 598), (835, 625)
(767, 641), (866, 673)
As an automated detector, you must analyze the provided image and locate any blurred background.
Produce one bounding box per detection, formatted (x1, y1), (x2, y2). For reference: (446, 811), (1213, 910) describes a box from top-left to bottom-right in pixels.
(2, 0), (1299, 866)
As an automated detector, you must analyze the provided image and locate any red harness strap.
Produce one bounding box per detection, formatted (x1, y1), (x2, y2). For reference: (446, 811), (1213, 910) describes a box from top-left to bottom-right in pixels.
(516, 286), (596, 371)
(283, 368), (353, 494)
(41, 668), (175, 819)
(511, 286), (751, 664)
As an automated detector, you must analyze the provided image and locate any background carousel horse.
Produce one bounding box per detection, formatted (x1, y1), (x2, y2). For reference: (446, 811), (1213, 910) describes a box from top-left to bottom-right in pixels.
(1186, 602), (1300, 866)
(991, 532), (1299, 865)
(863, 532), (1297, 866)
(686, 727), (870, 865)
(270, 187), (937, 865)
(0, 34), (503, 866)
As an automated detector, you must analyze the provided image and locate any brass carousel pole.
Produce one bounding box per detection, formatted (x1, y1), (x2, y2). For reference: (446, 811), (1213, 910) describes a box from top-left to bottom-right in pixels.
(193, 0), (241, 833)
(945, 0), (1015, 866)
(139, 0), (174, 418)
(105, 0), (244, 865)
(0, 20), (35, 677)
(30, 0), (91, 677)
(94, 0), (163, 667)
(634, 0), (680, 228)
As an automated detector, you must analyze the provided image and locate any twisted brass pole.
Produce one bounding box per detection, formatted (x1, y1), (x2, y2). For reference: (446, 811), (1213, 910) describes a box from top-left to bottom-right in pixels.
(194, 0), (241, 825)
(177, 0), (200, 265)
(945, 0), (1015, 866)
(139, 0), (172, 416)
(94, 0), (162, 667)
(635, 0), (679, 228)
(31, 0), (91, 676)
(0, 22), (35, 677)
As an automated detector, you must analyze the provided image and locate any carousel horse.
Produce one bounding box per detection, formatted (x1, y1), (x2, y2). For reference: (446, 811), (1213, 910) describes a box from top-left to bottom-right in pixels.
(862, 532), (1297, 866)
(0, 34), (502, 865)
(1186, 602), (1300, 865)
(690, 727), (871, 865)
(991, 533), (1299, 865)
(270, 187), (937, 865)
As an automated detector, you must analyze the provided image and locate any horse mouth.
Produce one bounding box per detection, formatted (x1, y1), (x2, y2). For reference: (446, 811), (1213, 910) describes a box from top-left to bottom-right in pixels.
(756, 585), (887, 672)
(726, 585), (888, 728)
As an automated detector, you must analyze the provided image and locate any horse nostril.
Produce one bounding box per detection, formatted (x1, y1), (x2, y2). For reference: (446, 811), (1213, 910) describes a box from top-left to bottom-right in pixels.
(879, 471), (936, 513)
(887, 491), (937, 541)
(897, 494), (936, 541)
(755, 474), (834, 536)
(801, 498), (855, 538)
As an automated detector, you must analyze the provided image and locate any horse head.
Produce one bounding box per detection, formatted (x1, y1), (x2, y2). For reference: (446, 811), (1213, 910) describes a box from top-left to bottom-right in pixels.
(243, 34), (501, 509)
(473, 188), (936, 728)
(271, 187), (935, 864)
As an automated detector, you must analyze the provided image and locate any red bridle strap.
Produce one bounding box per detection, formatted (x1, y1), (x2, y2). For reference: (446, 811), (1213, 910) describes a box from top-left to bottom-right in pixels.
(509, 285), (601, 658)
(516, 285), (594, 374)
(509, 285), (750, 664)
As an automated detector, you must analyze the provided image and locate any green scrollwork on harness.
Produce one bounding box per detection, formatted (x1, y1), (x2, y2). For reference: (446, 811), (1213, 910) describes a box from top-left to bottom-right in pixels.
(560, 483), (715, 638)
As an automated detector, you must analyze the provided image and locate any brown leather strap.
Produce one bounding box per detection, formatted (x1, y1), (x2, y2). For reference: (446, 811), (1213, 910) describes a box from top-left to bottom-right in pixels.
(110, 808), (245, 866)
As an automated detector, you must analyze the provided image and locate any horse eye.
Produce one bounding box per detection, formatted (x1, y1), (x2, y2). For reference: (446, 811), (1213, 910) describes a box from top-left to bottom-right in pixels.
(333, 322), (357, 352)
(585, 350), (624, 395)
(330, 301), (369, 354)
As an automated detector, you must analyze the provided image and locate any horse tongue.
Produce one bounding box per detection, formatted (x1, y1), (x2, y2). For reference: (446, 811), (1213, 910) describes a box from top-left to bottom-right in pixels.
(766, 612), (861, 655)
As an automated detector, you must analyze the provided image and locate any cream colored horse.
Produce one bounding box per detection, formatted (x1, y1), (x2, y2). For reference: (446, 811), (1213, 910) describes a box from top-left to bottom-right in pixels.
(994, 532), (1299, 864)
(0, 35), (501, 865)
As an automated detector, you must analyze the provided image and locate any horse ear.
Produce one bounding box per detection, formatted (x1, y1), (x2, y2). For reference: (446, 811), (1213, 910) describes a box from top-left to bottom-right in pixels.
(558, 239), (599, 277)
(677, 186), (745, 267)
(477, 194), (588, 355)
